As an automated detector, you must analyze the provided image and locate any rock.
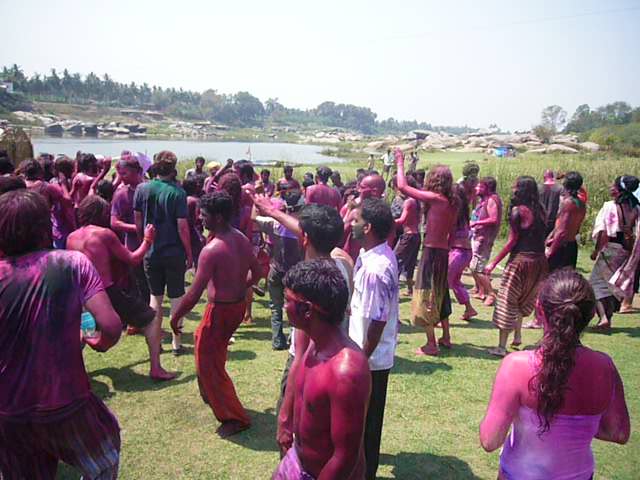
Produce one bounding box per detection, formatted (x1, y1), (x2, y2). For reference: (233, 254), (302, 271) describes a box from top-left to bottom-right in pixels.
(527, 147), (548, 154)
(391, 142), (418, 152)
(546, 144), (579, 154)
(44, 123), (64, 136)
(579, 141), (600, 152)
(0, 127), (33, 167)
(366, 141), (387, 151)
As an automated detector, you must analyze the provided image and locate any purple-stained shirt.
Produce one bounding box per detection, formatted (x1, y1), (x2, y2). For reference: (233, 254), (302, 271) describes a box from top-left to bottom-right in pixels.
(305, 183), (342, 210)
(111, 184), (140, 251)
(349, 241), (399, 371)
(0, 250), (104, 420)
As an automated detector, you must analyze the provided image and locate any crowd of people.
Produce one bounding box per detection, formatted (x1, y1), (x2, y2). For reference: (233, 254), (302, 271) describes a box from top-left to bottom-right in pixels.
(0, 146), (633, 479)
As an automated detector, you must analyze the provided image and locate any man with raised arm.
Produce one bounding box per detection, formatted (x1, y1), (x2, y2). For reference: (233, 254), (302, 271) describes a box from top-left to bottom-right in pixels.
(171, 191), (262, 438)
(396, 149), (457, 356)
(0, 190), (122, 478)
(272, 259), (371, 480)
(393, 175), (421, 296)
(67, 195), (176, 381)
(348, 198), (399, 480)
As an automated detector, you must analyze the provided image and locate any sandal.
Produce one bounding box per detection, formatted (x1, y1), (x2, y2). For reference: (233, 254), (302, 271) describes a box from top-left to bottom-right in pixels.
(487, 347), (507, 357)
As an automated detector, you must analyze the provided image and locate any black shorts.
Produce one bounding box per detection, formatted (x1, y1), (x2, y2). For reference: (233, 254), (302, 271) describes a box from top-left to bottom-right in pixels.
(106, 285), (155, 329)
(143, 255), (186, 298)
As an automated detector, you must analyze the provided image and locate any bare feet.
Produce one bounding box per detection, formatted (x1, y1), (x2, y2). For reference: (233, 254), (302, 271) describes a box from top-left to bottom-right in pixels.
(510, 341), (522, 349)
(403, 290), (413, 297)
(483, 295), (496, 306)
(523, 321), (542, 329)
(216, 420), (250, 438)
(127, 326), (142, 336)
(461, 308), (478, 322)
(242, 315), (254, 325)
(619, 306), (636, 314)
(437, 337), (452, 349)
(228, 336), (236, 345)
(594, 321), (611, 331)
(487, 347), (507, 357)
(415, 345), (439, 356)
(150, 369), (177, 382)
(473, 293), (485, 300)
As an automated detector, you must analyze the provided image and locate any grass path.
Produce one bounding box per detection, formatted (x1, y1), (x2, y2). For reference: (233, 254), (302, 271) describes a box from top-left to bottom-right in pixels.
(58, 245), (640, 479)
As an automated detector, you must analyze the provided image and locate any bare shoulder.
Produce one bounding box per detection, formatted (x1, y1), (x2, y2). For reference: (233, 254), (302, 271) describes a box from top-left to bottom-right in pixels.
(501, 350), (533, 371)
(331, 345), (370, 383)
(578, 346), (614, 367)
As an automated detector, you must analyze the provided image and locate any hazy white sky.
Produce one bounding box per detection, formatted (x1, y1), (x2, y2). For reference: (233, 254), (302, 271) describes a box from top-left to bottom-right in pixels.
(2, 0), (639, 130)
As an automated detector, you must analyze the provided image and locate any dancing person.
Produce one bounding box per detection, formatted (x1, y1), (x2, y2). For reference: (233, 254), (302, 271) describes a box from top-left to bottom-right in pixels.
(183, 177), (206, 269)
(254, 191), (304, 350)
(251, 199), (353, 456)
(342, 173), (386, 262)
(395, 150), (457, 356)
(331, 170), (346, 198)
(589, 175), (640, 330)
(134, 150), (192, 356)
(545, 171), (586, 271)
(203, 161), (221, 194)
(305, 165), (342, 210)
(538, 169), (563, 237)
(110, 155), (150, 319)
(171, 191), (261, 438)
(458, 161), (480, 207)
(381, 148), (393, 180)
(260, 168), (276, 197)
(276, 165), (301, 194)
(68, 195), (176, 381)
(272, 260), (370, 480)
(349, 198), (399, 480)
(486, 176), (548, 356)
(469, 176), (502, 306)
(70, 153), (99, 207)
(50, 155), (76, 249)
(185, 155), (207, 190)
(393, 176), (421, 296)
(408, 150), (419, 172)
(449, 184), (477, 323)
(0, 190), (122, 479)
(480, 269), (630, 479)
(19, 158), (69, 211)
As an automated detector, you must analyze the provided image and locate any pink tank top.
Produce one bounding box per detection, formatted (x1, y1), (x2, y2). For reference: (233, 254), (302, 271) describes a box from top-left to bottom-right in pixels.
(500, 352), (611, 480)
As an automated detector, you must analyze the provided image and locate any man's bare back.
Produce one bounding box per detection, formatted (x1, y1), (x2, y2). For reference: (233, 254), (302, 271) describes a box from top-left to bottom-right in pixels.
(293, 337), (370, 479)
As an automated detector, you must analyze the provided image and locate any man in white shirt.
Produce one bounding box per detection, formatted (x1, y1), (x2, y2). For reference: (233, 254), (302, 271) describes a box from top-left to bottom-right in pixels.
(348, 197), (399, 480)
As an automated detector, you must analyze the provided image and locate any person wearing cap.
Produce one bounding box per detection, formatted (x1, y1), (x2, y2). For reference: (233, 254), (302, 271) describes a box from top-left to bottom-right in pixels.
(203, 161), (221, 194)
(134, 150), (193, 361)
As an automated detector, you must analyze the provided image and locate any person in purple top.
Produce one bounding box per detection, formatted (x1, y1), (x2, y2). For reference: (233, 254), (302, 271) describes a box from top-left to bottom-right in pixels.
(0, 189), (122, 479)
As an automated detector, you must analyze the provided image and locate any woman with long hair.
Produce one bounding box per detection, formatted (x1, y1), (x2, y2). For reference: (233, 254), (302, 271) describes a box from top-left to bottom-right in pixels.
(480, 269), (630, 479)
(485, 175), (548, 356)
(447, 183), (477, 323)
(589, 175), (640, 329)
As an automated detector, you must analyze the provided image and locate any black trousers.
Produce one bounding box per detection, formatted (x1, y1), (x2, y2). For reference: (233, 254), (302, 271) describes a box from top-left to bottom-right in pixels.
(365, 369), (390, 480)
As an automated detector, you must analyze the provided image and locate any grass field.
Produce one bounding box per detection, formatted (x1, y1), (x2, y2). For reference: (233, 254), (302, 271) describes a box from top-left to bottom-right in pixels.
(54, 151), (639, 479)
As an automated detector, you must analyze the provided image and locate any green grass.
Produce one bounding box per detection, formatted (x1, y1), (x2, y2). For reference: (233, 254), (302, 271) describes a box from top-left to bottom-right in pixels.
(58, 241), (639, 479)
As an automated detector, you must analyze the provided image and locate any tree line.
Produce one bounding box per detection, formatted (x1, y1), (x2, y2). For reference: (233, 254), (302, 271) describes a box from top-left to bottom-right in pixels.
(1, 64), (475, 135)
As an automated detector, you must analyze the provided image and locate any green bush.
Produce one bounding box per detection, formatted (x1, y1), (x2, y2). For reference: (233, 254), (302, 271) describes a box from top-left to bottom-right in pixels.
(588, 123), (640, 156)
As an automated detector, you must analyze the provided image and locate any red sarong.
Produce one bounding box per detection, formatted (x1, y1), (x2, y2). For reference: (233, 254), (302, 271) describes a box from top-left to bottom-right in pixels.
(195, 301), (251, 426)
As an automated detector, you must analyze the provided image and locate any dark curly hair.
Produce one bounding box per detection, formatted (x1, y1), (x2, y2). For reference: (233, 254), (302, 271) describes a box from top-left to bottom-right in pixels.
(298, 204), (344, 254)
(217, 173), (242, 215)
(78, 195), (110, 227)
(531, 268), (595, 434)
(424, 165), (456, 205)
(509, 175), (546, 226)
(200, 191), (233, 222)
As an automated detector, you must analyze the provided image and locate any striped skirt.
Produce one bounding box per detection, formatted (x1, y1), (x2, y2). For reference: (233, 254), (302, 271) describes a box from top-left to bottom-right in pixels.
(0, 393), (120, 479)
(492, 253), (548, 331)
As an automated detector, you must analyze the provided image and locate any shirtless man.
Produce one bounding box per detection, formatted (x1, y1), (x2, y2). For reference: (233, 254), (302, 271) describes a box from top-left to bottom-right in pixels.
(396, 149), (457, 356)
(272, 259), (371, 480)
(170, 191), (261, 438)
(342, 174), (386, 262)
(67, 195), (176, 381)
(393, 176), (421, 296)
(19, 158), (69, 211)
(70, 153), (100, 207)
(546, 171), (586, 272)
(276, 166), (301, 195)
(305, 166), (342, 210)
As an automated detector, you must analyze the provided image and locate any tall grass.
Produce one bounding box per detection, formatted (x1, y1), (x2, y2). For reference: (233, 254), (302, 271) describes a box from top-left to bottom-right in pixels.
(482, 152), (638, 242)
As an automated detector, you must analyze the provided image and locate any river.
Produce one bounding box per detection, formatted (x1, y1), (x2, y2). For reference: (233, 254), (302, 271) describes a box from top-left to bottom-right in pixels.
(31, 137), (343, 165)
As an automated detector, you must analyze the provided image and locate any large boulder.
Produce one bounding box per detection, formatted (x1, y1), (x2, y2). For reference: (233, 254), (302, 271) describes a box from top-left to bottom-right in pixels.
(546, 144), (579, 154)
(579, 141), (600, 152)
(0, 127), (34, 167)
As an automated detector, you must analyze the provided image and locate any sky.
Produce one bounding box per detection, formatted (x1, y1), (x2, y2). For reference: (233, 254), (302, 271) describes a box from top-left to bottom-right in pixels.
(1, 0), (639, 131)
